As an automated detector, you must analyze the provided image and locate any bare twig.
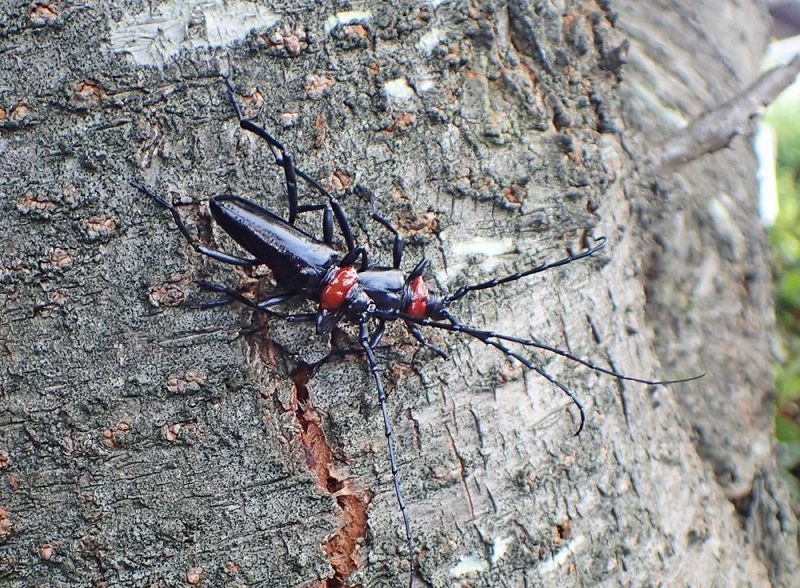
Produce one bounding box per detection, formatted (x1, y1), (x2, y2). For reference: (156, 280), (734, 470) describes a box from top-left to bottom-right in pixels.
(649, 56), (800, 174)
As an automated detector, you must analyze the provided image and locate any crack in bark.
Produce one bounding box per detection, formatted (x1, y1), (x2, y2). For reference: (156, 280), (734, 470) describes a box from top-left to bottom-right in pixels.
(445, 423), (475, 519)
(245, 313), (371, 586)
(290, 367), (371, 587)
(506, 1), (556, 79)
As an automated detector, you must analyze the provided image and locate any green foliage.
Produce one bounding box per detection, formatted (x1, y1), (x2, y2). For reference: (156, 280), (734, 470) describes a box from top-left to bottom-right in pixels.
(766, 89), (800, 444)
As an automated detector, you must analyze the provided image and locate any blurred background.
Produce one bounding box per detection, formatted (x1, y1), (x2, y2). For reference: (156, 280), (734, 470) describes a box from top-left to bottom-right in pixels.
(763, 0), (800, 503)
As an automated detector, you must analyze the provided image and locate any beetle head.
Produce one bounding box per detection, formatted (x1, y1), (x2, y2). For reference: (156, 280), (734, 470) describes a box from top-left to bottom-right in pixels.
(425, 294), (447, 320)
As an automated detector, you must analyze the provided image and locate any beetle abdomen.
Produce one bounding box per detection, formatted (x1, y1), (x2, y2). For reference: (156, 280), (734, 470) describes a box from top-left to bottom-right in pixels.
(210, 195), (337, 292)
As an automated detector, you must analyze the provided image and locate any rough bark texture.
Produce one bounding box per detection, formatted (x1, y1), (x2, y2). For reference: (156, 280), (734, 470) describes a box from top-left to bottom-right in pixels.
(1, 1), (797, 587)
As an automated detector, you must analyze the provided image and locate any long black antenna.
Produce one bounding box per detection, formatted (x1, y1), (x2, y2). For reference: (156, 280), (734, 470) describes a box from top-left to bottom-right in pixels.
(358, 318), (415, 587)
(445, 237), (607, 303)
(398, 310), (703, 434)
(404, 312), (703, 387)
(440, 312), (586, 433)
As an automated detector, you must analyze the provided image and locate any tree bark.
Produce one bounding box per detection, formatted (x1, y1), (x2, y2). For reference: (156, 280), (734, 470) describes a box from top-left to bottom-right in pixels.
(1, 1), (797, 587)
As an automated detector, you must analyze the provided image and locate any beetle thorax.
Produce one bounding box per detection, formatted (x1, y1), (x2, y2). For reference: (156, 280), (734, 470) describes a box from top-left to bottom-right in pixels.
(320, 265), (359, 310)
(407, 276), (429, 318)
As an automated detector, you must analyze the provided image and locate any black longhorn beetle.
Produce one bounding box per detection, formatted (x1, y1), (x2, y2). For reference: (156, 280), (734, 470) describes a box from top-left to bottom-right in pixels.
(133, 76), (701, 587)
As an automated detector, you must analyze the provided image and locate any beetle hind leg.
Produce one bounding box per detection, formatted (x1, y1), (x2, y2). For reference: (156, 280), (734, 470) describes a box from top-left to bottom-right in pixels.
(132, 182), (258, 267)
(222, 75), (358, 254)
(193, 280), (294, 311)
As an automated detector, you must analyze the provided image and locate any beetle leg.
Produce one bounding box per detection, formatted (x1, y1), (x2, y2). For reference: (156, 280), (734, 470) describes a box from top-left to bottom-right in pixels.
(193, 280), (296, 309)
(358, 318), (416, 586)
(369, 319), (386, 348)
(297, 204), (334, 247)
(223, 76), (357, 253)
(293, 167), (356, 253)
(223, 75), (287, 154)
(222, 76), (301, 224)
(405, 322), (448, 359)
(132, 182), (258, 267)
(192, 281), (317, 323)
(340, 246), (370, 270)
(193, 281), (318, 321)
(292, 182), (344, 251)
(280, 152), (300, 225)
(364, 187), (405, 269)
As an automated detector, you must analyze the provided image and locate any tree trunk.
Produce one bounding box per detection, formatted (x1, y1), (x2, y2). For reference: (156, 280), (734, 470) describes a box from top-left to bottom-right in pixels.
(1, 1), (797, 587)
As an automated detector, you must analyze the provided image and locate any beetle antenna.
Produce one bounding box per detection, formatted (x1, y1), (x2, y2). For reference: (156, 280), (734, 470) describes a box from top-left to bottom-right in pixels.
(423, 312), (586, 434)
(405, 310), (702, 387)
(358, 317), (416, 586)
(400, 310), (703, 434)
(445, 237), (607, 304)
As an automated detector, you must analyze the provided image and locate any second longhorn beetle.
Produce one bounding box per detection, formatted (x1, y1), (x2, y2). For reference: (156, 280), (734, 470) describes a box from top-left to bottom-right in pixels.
(133, 75), (701, 587)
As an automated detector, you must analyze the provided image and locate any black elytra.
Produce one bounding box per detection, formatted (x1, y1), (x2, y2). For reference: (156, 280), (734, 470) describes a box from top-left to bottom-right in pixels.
(132, 75), (702, 587)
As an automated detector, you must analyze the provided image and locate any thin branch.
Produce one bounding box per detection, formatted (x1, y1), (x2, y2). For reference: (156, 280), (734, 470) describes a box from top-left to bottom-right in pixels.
(649, 56), (800, 174)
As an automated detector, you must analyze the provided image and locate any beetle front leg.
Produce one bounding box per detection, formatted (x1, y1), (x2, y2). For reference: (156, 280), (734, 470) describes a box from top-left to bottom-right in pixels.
(369, 319), (386, 348)
(405, 323), (448, 359)
(358, 317), (416, 586)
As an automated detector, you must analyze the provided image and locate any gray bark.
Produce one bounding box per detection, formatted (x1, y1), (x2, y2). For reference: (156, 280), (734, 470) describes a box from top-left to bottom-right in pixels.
(1, 1), (797, 587)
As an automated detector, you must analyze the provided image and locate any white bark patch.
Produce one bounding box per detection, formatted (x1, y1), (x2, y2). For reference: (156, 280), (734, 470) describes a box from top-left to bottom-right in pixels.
(417, 28), (443, 57)
(490, 535), (514, 563)
(203, 2), (277, 46)
(449, 554), (489, 576)
(451, 237), (515, 257)
(109, 0), (279, 66)
(323, 10), (371, 34)
(416, 77), (437, 92)
(383, 78), (416, 101)
(442, 237), (516, 282)
(538, 534), (587, 574)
